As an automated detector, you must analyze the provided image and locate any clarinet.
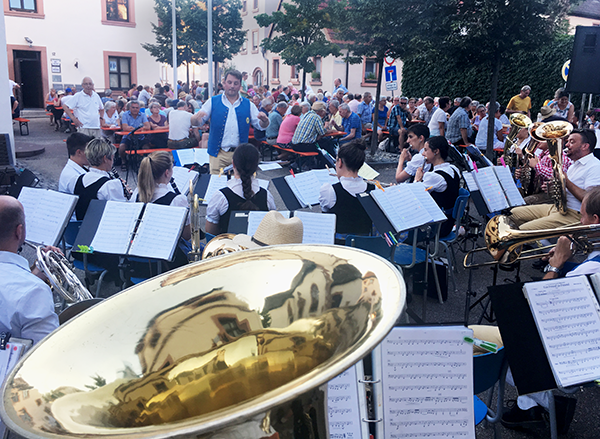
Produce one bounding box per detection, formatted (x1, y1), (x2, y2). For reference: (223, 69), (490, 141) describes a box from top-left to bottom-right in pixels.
(109, 168), (133, 200)
(170, 177), (181, 195)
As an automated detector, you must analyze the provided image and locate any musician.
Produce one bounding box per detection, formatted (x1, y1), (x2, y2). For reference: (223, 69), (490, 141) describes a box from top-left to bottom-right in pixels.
(0, 195), (59, 345)
(205, 143), (276, 235)
(510, 129), (600, 230)
(319, 139), (374, 239)
(58, 133), (93, 194)
(414, 136), (460, 237)
(73, 138), (128, 221)
(395, 124), (431, 183)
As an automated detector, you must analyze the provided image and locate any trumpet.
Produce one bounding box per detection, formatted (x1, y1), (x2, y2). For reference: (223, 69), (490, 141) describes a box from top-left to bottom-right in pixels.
(504, 113), (532, 168)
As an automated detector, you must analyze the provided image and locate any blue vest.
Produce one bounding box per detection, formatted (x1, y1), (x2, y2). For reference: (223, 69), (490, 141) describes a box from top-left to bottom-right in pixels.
(207, 95), (251, 157)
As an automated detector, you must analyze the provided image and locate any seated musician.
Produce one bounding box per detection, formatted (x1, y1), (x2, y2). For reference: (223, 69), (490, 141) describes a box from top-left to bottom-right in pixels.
(319, 139), (374, 240)
(510, 129), (600, 230)
(205, 143), (276, 236)
(413, 136), (460, 237)
(395, 124), (431, 183)
(58, 133), (93, 195)
(0, 195), (59, 345)
(117, 100), (151, 171)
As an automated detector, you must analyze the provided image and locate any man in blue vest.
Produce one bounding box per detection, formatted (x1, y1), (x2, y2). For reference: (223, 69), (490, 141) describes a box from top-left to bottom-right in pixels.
(192, 69), (269, 174)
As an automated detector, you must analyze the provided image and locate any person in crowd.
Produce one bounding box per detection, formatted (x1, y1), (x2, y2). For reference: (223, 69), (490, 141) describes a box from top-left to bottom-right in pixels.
(252, 95), (261, 110)
(413, 136), (460, 237)
(347, 93), (359, 113)
(277, 104), (302, 147)
(168, 101), (199, 149)
(147, 101), (168, 149)
(205, 143), (276, 235)
(447, 97), (462, 116)
(468, 100), (479, 120)
(586, 109), (600, 130)
(153, 87), (168, 107)
(291, 101), (336, 161)
(376, 96), (390, 142)
(46, 88), (57, 125)
(62, 77), (104, 138)
(118, 100), (151, 169)
(357, 92), (374, 131)
(408, 97), (420, 119)
(446, 96), (473, 146)
(334, 103), (362, 144)
(475, 102), (504, 151)
(241, 71), (249, 97)
(333, 78), (348, 95)
(192, 70), (269, 175)
(102, 100), (120, 128)
(472, 104), (487, 130)
(254, 97), (273, 142)
(506, 85), (532, 117)
(127, 84), (137, 98)
(298, 101), (310, 116)
(326, 99), (342, 129)
(428, 96), (450, 137)
(319, 139), (374, 240)
(396, 124), (431, 183)
(419, 96), (438, 125)
(0, 196), (59, 345)
(138, 85), (152, 107)
(266, 101), (287, 145)
(547, 88), (575, 122)
(388, 96), (412, 150)
(335, 88), (345, 104)
(50, 90), (66, 131)
(58, 133), (93, 195)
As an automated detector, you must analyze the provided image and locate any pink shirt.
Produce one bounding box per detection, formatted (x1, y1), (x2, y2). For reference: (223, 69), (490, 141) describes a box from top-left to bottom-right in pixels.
(277, 114), (301, 145)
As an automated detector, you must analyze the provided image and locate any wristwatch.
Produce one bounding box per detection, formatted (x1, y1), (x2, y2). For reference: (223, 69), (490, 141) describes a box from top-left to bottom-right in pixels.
(544, 264), (561, 274)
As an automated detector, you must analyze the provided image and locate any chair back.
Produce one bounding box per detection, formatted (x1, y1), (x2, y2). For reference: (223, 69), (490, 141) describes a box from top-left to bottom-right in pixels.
(63, 221), (83, 247)
(453, 188), (470, 221)
(473, 346), (505, 395)
(345, 235), (392, 260)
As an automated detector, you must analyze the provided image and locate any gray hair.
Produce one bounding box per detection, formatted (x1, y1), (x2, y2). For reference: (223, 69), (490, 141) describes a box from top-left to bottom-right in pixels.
(261, 97), (273, 107)
(276, 101), (288, 111)
(149, 101), (162, 110)
(363, 92), (372, 98)
(126, 100), (139, 110)
(316, 92), (324, 101)
(104, 88), (112, 95)
(176, 101), (186, 108)
(339, 103), (351, 112)
(85, 138), (116, 167)
(329, 99), (340, 109)
(300, 102), (311, 109)
(104, 101), (117, 111)
(522, 85), (531, 92)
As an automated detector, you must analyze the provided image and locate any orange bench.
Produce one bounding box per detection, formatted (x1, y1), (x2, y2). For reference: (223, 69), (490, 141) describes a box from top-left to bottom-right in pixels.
(125, 148), (173, 156)
(14, 117), (30, 135)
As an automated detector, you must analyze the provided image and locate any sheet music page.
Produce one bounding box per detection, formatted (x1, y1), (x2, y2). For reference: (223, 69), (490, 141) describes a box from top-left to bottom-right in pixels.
(524, 276), (600, 387)
(294, 211), (336, 244)
(90, 201), (143, 254)
(359, 162), (380, 180)
(173, 148), (195, 166)
(409, 183), (447, 222)
(129, 204), (188, 260)
(462, 172), (479, 192)
(193, 148), (210, 165)
(471, 166), (509, 212)
(202, 175), (228, 205)
(313, 168), (338, 187)
(371, 185), (432, 232)
(171, 166), (199, 196)
(18, 187), (78, 246)
(380, 326), (475, 439)
(247, 211), (290, 236)
(493, 166), (525, 207)
(284, 171), (322, 206)
(328, 363), (368, 439)
(258, 162), (282, 171)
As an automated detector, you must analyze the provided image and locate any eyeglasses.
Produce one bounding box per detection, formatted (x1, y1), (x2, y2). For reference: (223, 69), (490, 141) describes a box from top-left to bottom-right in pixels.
(400, 102), (408, 105)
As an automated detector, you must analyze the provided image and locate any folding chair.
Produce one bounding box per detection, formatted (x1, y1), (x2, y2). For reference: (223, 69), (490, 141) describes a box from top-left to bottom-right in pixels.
(473, 346), (507, 433)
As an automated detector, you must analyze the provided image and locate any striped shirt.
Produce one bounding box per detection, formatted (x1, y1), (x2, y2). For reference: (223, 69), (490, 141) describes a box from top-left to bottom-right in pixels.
(292, 110), (327, 144)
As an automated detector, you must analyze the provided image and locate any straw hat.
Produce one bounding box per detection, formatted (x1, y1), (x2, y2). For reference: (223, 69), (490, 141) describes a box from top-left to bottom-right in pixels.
(540, 106), (557, 120)
(311, 101), (326, 112)
(233, 211), (304, 249)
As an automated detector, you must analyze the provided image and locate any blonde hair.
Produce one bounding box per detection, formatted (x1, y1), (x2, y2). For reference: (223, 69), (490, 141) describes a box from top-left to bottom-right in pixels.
(137, 151), (174, 203)
(85, 138), (115, 167)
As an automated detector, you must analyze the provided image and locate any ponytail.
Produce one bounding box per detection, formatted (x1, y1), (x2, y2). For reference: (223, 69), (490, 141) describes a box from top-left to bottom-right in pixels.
(137, 151), (173, 203)
(233, 143), (260, 211)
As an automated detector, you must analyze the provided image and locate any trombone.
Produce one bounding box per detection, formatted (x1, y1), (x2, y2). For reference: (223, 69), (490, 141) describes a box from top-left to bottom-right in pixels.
(463, 215), (600, 268)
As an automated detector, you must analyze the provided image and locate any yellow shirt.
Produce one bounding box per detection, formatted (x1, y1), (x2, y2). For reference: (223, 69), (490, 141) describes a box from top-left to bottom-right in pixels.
(507, 95), (531, 112)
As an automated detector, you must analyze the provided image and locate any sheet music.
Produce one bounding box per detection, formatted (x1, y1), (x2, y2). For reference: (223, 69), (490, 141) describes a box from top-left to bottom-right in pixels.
(284, 171), (322, 206)
(524, 276), (600, 387)
(128, 204), (187, 260)
(258, 179), (270, 191)
(371, 185), (433, 232)
(328, 363), (368, 439)
(173, 148), (210, 166)
(493, 166), (525, 207)
(171, 166), (199, 195)
(193, 148), (210, 165)
(258, 162), (282, 171)
(409, 183), (447, 222)
(462, 172), (478, 192)
(90, 201), (143, 254)
(18, 187), (78, 246)
(359, 162), (380, 180)
(202, 175), (229, 205)
(247, 211), (290, 236)
(379, 326), (475, 439)
(313, 168), (339, 186)
(294, 211), (336, 244)
(471, 167), (509, 212)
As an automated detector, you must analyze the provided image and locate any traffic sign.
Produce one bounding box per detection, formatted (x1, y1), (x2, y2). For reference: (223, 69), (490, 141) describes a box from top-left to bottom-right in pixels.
(386, 81), (398, 91)
(562, 60), (570, 81)
(385, 55), (395, 66)
(384, 66), (397, 82)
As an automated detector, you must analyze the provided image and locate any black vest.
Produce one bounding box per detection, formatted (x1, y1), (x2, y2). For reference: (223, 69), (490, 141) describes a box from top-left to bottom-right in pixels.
(219, 187), (269, 232)
(136, 191), (178, 206)
(429, 169), (460, 237)
(74, 174), (110, 220)
(329, 182), (375, 235)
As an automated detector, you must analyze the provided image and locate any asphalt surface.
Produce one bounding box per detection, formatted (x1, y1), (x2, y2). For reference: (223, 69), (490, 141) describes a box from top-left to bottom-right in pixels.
(10, 109), (600, 438)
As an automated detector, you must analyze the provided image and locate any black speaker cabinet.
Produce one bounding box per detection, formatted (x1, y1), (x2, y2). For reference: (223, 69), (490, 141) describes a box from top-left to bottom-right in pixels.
(566, 26), (600, 94)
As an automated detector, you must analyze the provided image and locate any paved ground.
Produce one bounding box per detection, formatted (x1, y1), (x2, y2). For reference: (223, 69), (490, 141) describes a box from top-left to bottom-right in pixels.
(9, 109), (600, 438)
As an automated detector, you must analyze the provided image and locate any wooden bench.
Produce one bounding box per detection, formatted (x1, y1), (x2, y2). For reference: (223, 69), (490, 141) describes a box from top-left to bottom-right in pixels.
(125, 148), (173, 156)
(14, 117), (30, 136)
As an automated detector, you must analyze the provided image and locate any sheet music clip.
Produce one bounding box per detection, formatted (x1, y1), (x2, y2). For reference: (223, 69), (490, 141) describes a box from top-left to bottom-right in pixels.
(358, 378), (381, 384)
(362, 418), (383, 423)
(0, 332), (11, 350)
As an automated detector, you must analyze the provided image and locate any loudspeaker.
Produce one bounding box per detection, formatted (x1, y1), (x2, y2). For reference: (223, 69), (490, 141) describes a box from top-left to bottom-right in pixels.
(566, 26), (600, 94)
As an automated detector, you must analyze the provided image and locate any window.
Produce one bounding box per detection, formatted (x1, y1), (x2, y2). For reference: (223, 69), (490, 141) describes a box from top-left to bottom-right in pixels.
(218, 317), (247, 338)
(252, 0), (258, 11)
(106, 0), (128, 21)
(22, 390), (29, 399)
(251, 30), (259, 53)
(241, 0), (247, 14)
(272, 59), (280, 81)
(253, 68), (263, 86)
(108, 56), (131, 90)
(311, 57), (322, 83)
(241, 31), (248, 54)
(9, 0), (35, 12)
(290, 65), (299, 80)
(364, 58), (378, 82)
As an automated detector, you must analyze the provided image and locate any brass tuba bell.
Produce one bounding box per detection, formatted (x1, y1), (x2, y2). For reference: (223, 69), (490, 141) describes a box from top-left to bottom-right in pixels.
(503, 113), (532, 167)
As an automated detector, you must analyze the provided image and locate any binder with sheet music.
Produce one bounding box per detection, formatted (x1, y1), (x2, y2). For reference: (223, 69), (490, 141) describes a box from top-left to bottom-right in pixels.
(172, 148), (210, 167)
(227, 210), (337, 245)
(463, 166), (524, 215)
(170, 166), (199, 196)
(18, 187), (78, 246)
(272, 169), (338, 210)
(73, 200), (187, 261)
(193, 174), (270, 205)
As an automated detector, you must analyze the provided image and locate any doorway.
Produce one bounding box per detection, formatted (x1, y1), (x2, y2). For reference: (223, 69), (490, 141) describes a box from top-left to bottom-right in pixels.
(14, 50), (43, 108)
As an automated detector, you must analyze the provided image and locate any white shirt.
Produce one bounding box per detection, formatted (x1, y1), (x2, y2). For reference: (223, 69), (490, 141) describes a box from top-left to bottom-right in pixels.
(168, 109), (193, 141)
(0, 251), (59, 345)
(566, 251), (600, 277)
(138, 89), (152, 106)
(8, 80), (17, 97)
(428, 109), (447, 137)
(198, 94), (268, 151)
(103, 111), (120, 127)
(421, 162), (460, 192)
(130, 183), (190, 225)
(319, 176), (366, 211)
(63, 90), (103, 129)
(566, 152), (600, 211)
(81, 168), (127, 202)
(475, 116), (503, 149)
(348, 99), (359, 114)
(206, 177), (276, 224)
(58, 159), (87, 194)
(404, 150), (431, 177)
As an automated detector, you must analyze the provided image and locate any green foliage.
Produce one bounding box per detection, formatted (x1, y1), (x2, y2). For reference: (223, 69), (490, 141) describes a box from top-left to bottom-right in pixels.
(142, 0), (245, 67)
(401, 33), (574, 113)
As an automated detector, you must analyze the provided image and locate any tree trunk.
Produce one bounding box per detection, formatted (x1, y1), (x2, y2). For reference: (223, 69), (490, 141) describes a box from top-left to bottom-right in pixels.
(301, 69), (306, 102)
(370, 57), (384, 155)
(213, 62), (219, 94)
(485, 54), (501, 160)
(186, 62), (190, 86)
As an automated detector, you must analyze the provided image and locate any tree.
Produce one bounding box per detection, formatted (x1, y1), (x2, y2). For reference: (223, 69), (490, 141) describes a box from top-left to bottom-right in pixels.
(142, 0), (245, 85)
(256, 0), (342, 101)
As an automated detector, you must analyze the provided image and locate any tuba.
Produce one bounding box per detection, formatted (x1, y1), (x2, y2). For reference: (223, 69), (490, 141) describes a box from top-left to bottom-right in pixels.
(503, 113), (532, 168)
(518, 122), (544, 196)
(535, 121), (573, 215)
(1, 245), (405, 439)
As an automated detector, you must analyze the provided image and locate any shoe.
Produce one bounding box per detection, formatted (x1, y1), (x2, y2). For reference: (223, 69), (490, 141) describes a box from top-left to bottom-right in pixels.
(552, 395), (576, 434)
(501, 400), (545, 429)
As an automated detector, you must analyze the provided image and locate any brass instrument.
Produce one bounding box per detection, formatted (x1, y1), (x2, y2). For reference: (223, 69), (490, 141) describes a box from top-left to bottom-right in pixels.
(202, 233), (248, 259)
(188, 194), (202, 261)
(535, 121), (573, 215)
(503, 113), (532, 167)
(463, 215), (600, 268)
(518, 122), (544, 196)
(1, 245), (405, 439)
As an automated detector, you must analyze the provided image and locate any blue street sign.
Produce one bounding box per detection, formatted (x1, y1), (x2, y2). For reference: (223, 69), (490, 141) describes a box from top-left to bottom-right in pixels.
(385, 66), (397, 82)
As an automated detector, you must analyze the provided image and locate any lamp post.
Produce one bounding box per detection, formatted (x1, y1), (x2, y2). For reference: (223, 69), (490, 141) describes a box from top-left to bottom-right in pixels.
(207, 0), (213, 97)
(172, 0), (177, 89)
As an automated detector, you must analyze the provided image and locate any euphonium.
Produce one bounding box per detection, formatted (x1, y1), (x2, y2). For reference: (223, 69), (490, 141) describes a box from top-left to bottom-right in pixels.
(504, 113), (532, 167)
(519, 122), (544, 196)
(535, 121), (573, 215)
(1, 245), (405, 439)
